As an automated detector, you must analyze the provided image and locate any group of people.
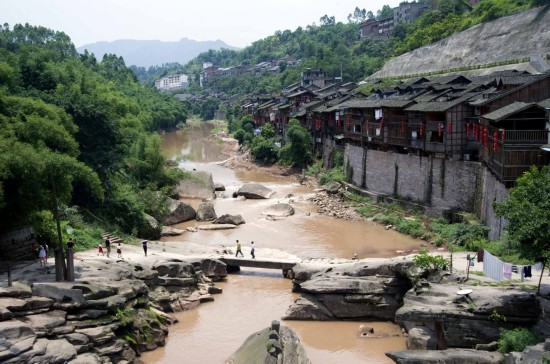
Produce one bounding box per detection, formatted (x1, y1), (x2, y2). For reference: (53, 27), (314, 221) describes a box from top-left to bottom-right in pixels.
(235, 239), (255, 259)
(98, 239), (148, 258)
(97, 238), (123, 259)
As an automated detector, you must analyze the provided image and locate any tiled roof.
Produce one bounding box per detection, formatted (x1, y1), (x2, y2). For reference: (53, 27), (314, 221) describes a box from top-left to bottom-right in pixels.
(481, 102), (537, 122)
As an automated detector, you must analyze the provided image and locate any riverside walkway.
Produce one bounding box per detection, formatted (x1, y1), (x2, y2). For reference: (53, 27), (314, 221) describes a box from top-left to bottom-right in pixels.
(219, 257), (298, 277)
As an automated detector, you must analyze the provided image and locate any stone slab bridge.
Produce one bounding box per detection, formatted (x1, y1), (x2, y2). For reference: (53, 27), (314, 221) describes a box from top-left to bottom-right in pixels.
(219, 257), (299, 277)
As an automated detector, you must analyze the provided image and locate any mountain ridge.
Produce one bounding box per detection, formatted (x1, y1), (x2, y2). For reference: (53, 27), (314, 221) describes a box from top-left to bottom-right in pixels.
(77, 38), (240, 68)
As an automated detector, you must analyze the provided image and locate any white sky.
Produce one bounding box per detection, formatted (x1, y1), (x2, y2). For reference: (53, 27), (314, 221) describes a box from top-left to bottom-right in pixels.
(2, 0), (404, 48)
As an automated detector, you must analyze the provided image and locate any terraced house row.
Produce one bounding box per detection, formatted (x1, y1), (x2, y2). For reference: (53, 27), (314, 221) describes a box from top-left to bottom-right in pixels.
(240, 69), (550, 238)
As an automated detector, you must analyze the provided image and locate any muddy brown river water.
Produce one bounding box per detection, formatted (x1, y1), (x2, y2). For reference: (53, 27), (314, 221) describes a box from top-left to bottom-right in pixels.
(141, 124), (423, 363)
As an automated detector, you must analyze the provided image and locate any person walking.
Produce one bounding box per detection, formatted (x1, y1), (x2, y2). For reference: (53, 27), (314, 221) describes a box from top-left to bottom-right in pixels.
(38, 244), (46, 267)
(117, 243), (122, 259)
(142, 240), (148, 256)
(105, 238), (111, 257)
(250, 241), (255, 259)
(235, 240), (244, 257)
(44, 243), (49, 262)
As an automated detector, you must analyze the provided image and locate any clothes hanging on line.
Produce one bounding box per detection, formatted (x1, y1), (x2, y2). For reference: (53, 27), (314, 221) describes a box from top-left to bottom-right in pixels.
(503, 263), (513, 280)
(523, 265), (532, 278)
(483, 249), (503, 282)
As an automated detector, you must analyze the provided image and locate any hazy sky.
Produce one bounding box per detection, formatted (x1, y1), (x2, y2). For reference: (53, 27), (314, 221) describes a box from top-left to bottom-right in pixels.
(2, 0), (404, 48)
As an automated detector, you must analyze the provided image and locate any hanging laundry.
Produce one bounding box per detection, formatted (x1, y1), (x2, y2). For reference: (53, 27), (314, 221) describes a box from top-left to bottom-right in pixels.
(523, 265), (532, 278)
(534, 263), (543, 271)
(483, 250), (503, 282)
(502, 263), (513, 280)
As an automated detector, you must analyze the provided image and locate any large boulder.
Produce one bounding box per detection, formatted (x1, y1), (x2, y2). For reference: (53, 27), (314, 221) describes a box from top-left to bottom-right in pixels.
(236, 183), (275, 199)
(213, 214), (245, 225)
(262, 203), (295, 217)
(140, 213), (161, 240)
(285, 260), (415, 320)
(196, 202), (217, 221)
(395, 284), (540, 348)
(176, 170), (215, 199)
(163, 198), (196, 225)
(227, 320), (311, 364)
(161, 226), (185, 236)
(323, 182), (342, 194)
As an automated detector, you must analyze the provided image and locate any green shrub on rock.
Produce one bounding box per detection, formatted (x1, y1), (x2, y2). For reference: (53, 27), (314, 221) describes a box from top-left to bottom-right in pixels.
(497, 327), (539, 353)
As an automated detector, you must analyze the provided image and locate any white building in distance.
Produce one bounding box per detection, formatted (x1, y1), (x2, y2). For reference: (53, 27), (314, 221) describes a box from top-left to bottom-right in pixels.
(155, 74), (189, 91)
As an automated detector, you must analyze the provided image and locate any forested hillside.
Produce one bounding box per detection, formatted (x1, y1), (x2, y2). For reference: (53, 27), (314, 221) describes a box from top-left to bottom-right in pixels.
(173, 0), (547, 97)
(0, 24), (189, 245)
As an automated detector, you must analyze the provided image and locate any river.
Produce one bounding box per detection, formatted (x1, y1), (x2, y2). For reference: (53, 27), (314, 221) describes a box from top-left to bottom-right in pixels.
(141, 123), (422, 364)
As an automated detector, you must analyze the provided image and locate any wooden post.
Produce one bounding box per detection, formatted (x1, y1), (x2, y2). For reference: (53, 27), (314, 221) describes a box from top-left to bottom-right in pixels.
(66, 248), (75, 282)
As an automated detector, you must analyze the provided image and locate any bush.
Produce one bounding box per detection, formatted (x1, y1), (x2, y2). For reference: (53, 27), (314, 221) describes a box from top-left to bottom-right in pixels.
(319, 166), (345, 185)
(413, 250), (449, 271)
(250, 136), (278, 163)
(306, 159), (322, 176)
(397, 219), (426, 239)
(497, 327), (539, 353)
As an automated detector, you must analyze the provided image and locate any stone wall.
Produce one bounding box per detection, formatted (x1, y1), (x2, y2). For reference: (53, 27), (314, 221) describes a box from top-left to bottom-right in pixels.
(345, 144), (365, 187)
(341, 144), (508, 239)
(479, 169), (509, 240)
(0, 227), (36, 261)
(361, 149), (479, 212)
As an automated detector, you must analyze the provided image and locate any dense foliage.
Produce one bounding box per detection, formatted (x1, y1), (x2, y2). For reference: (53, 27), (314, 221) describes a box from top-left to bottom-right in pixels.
(494, 166), (550, 293)
(497, 327), (539, 353)
(0, 23), (189, 247)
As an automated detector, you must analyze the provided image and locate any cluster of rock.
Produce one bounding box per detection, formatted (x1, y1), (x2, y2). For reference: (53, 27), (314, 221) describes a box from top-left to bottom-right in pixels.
(226, 320), (310, 364)
(145, 176), (296, 238)
(308, 182), (363, 221)
(283, 258), (550, 363)
(0, 256), (228, 363)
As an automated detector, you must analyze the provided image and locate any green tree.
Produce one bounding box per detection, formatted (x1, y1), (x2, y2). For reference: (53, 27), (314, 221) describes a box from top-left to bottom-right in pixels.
(494, 166), (550, 295)
(377, 5), (394, 20)
(278, 119), (313, 168)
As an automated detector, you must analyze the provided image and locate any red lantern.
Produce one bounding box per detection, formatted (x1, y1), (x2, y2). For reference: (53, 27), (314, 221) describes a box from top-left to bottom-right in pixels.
(366, 119), (369, 131)
(419, 123), (424, 136)
(447, 121), (452, 134)
(380, 118), (384, 131)
(484, 128), (489, 147)
(501, 129), (505, 142)
(438, 122), (443, 137)
(493, 131), (498, 152)
(466, 123), (470, 138)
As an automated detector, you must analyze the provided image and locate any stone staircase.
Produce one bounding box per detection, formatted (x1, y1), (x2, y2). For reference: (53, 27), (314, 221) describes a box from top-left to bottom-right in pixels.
(101, 233), (124, 245)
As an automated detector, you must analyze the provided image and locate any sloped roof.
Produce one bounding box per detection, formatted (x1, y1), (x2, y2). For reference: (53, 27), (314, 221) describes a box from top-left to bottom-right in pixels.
(469, 72), (550, 107)
(481, 102), (542, 122)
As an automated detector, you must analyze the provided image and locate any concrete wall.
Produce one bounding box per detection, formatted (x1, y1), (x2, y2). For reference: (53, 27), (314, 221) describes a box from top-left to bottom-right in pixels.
(341, 143), (508, 239)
